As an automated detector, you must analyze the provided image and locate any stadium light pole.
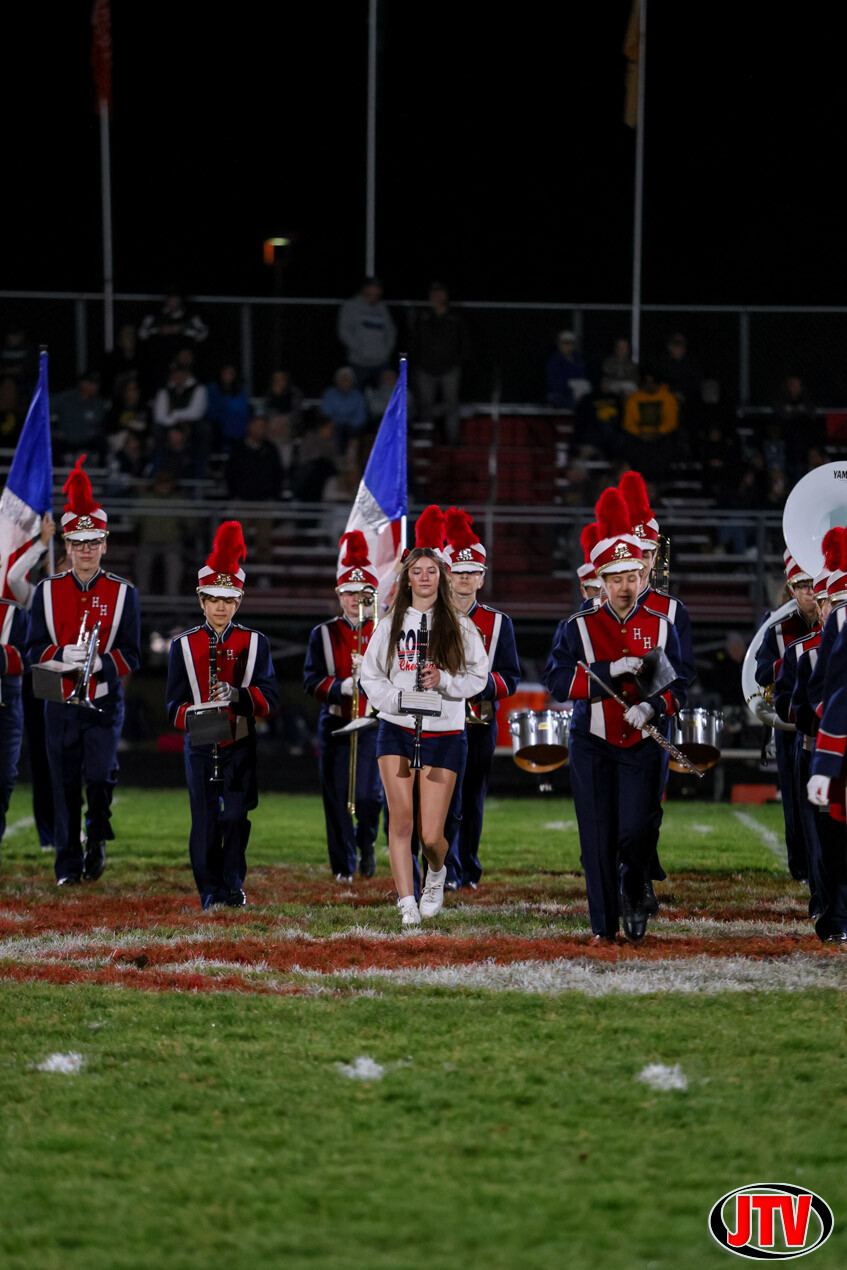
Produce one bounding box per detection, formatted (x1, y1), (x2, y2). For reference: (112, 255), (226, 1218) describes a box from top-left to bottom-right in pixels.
(365, 0), (377, 276)
(630, 0), (647, 364)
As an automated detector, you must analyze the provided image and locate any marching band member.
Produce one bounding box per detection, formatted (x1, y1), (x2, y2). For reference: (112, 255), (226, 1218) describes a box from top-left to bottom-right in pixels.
(302, 531), (383, 881)
(619, 470), (696, 912)
(28, 457), (141, 886)
(166, 522), (277, 910)
(442, 507), (521, 890)
(0, 591), (29, 863)
(807, 531), (847, 719)
(755, 550), (821, 882)
(543, 488), (687, 942)
(773, 550), (836, 925)
(359, 506), (488, 927)
(577, 524), (605, 607)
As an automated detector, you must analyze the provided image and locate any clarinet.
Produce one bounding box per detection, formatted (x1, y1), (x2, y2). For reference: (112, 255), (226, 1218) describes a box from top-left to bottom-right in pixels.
(208, 629), (223, 784)
(410, 612), (428, 771)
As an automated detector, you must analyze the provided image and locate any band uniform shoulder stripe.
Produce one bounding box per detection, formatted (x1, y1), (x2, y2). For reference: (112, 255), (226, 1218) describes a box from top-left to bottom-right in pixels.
(575, 615), (595, 662)
(320, 624), (335, 676)
(104, 581), (127, 653)
(243, 631), (259, 687)
(180, 635), (202, 704)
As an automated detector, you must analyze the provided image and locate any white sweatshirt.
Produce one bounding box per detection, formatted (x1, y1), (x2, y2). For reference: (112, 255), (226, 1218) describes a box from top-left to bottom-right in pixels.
(360, 605), (488, 732)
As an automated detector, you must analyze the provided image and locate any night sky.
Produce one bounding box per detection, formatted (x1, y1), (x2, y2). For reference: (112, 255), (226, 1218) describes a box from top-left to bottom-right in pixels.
(1, 3), (842, 306)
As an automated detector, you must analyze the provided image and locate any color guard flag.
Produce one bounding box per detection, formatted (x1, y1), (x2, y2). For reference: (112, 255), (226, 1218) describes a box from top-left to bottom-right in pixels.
(0, 350), (54, 603)
(340, 357), (408, 582)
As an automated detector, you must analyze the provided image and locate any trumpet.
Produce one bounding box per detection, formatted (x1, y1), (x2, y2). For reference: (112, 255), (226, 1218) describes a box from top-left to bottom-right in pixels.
(67, 617), (102, 713)
(347, 586), (377, 817)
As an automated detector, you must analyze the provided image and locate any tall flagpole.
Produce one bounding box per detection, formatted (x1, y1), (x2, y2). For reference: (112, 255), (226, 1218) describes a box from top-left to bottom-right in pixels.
(365, 0), (377, 276)
(630, 0), (647, 364)
(100, 100), (114, 353)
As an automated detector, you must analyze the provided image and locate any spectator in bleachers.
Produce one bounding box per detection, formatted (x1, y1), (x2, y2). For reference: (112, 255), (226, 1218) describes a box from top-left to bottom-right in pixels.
(601, 337), (639, 398)
(772, 374), (825, 485)
(100, 324), (140, 400)
(295, 413), (338, 503)
(225, 415), (283, 578)
(268, 412), (299, 498)
(134, 469), (185, 596)
(51, 370), (107, 459)
(321, 366), (369, 454)
(409, 282), (468, 443)
(0, 375), (22, 446)
(151, 423), (193, 485)
(152, 361), (210, 477)
(105, 376), (150, 454)
(138, 290), (208, 392)
(321, 459), (363, 543)
(572, 377), (627, 461)
(207, 363), (251, 452)
(656, 331), (701, 413)
(0, 326), (36, 399)
(105, 429), (146, 497)
(337, 277), (396, 390)
(264, 369), (303, 436)
(621, 368), (679, 481)
(545, 330), (592, 409)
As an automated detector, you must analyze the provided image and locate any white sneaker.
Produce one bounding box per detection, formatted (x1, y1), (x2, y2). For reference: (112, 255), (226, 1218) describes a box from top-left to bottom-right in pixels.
(397, 897), (421, 926)
(420, 865), (447, 919)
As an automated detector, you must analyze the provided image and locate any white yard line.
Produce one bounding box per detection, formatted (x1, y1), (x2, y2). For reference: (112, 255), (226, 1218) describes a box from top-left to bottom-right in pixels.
(3, 816), (35, 839)
(732, 809), (786, 863)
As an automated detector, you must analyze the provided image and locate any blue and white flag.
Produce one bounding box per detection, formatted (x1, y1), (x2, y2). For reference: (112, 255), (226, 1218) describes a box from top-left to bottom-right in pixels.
(342, 358), (407, 580)
(0, 350), (53, 604)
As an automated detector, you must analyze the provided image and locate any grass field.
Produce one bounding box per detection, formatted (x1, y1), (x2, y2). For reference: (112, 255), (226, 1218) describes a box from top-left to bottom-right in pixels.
(2, 786), (846, 1269)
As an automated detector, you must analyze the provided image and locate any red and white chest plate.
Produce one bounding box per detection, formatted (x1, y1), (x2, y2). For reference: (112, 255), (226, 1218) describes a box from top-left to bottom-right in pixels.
(43, 572), (128, 655)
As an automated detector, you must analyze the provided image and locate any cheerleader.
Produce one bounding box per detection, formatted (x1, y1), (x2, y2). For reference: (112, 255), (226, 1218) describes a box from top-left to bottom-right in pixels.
(359, 506), (488, 925)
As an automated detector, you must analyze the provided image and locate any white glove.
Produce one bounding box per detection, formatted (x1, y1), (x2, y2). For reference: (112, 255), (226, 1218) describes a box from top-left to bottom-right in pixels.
(340, 677), (354, 697)
(211, 681), (239, 705)
(91, 654), (102, 674)
(62, 644), (88, 666)
(807, 774), (831, 806)
(624, 702), (654, 729)
(610, 656), (643, 678)
(351, 652), (363, 669)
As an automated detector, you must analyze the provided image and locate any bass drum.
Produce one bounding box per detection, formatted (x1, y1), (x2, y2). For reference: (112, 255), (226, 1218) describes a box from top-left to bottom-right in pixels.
(508, 708), (570, 773)
(669, 708), (722, 772)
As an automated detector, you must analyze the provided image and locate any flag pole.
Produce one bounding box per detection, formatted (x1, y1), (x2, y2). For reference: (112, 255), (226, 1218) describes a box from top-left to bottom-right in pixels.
(40, 344), (56, 575)
(630, 0), (647, 364)
(100, 97), (114, 354)
(365, 0), (377, 276)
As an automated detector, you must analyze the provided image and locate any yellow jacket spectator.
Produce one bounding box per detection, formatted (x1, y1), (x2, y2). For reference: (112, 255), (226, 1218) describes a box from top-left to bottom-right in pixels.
(622, 377), (679, 438)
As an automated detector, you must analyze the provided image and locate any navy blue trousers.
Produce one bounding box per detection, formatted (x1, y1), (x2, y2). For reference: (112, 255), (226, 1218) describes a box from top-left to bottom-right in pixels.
(318, 712), (383, 876)
(444, 721), (497, 887)
(22, 673), (54, 848)
(185, 737), (257, 905)
(0, 688), (24, 849)
(776, 727), (807, 879)
(569, 730), (665, 937)
(45, 697), (123, 881)
(794, 738), (847, 936)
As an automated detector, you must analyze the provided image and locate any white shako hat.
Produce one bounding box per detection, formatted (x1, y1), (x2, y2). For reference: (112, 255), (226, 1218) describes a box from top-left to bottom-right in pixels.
(336, 530), (379, 592)
(590, 488), (644, 576)
(784, 548), (812, 586)
(61, 455), (109, 541)
(197, 521), (247, 598)
(444, 506), (486, 572)
(619, 470), (659, 547)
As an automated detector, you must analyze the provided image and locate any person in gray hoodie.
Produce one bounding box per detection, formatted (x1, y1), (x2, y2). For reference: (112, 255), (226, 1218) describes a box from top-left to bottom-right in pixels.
(337, 277), (397, 389)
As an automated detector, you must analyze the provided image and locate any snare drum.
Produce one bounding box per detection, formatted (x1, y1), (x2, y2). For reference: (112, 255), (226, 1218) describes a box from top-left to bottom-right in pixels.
(669, 707), (722, 772)
(508, 708), (570, 773)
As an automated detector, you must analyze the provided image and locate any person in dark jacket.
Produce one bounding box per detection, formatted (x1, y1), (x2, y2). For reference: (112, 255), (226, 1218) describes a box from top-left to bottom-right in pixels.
(225, 415), (283, 574)
(410, 283), (469, 444)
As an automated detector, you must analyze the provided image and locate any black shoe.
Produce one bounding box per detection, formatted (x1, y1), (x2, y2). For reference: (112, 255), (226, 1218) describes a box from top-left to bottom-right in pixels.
(226, 889), (247, 908)
(445, 879), (461, 892)
(82, 841), (106, 881)
(57, 875), (82, 887)
(334, 872), (354, 883)
(643, 879), (659, 917)
(815, 916), (847, 945)
(590, 933), (617, 945)
(359, 849), (376, 878)
(620, 888), (648, 941)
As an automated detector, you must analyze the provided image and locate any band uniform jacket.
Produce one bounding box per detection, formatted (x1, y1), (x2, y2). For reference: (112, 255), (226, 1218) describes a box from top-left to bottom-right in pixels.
(465, 600), (520, 713)
(755, 606), (818, 688)
(167, 620), (277, 745)
(774, 629), (822, 738)
(639, 586), (696, 689)
(0, 599), (29, 706)
(810, 617), (847, 821)
(28, 568), (141, 705)
(807, 603), (847, 718)
(302, 615), (375, 722)
(543, 596), (686, 748)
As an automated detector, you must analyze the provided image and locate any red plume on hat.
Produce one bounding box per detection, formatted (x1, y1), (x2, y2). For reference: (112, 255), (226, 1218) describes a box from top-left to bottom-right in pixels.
(62, 455), (99, 515)
(822, 528), (843, 573)
(444, 507), (477, 552)
(618, 470), (659, 543)
(580, 522), (600, 563)
(415, 505), (446, 550)
(595, 488), (633, 539)
(208, 521), (247, 573)
(339, 530), (370, 568)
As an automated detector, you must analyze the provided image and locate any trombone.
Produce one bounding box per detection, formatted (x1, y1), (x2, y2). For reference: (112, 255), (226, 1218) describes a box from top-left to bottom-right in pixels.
(347, 586), (377, 817)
